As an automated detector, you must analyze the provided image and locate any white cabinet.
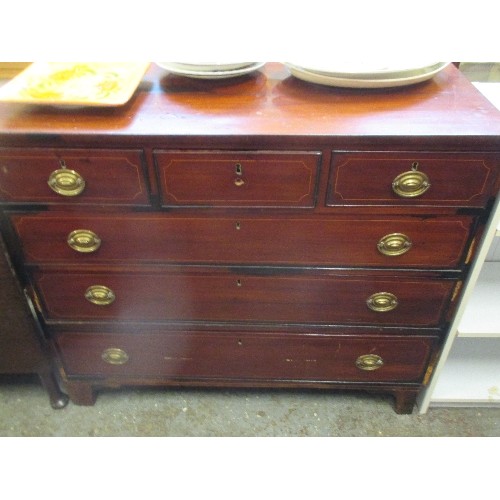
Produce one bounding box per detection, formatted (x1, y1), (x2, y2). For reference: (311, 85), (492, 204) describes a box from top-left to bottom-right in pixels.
(418, 78), (500, 412)
(418, 198), (500, 411)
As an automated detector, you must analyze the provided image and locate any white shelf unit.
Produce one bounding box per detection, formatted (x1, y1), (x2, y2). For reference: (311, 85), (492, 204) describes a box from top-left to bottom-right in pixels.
(418, 198), (500, 412)
(430, 338), (500, 406)
(431, 260), (500, 407)
(458, 261), (500, 338)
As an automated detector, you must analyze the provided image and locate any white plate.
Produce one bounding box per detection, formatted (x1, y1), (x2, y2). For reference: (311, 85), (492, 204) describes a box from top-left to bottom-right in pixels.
(156, 62), (265, 79)
(169, 62), (254, 72)
(287, 61), (441, 78)
(285, 62), (450, 89)
(288, 61), (445, 80)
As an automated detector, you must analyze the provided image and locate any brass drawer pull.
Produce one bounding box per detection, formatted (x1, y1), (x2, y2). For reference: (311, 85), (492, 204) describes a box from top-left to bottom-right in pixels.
(367, 292), (398, 312)
(48, 164), (85, 196)
(85, 285), (115, 306)
(67, 229), (101, 253)
(102, 348), (129, 365)
(356, 354), (384, 371)
(377, 233), (412, 256)
(392, 162), (430, 198)
(234, 178), (245, 187)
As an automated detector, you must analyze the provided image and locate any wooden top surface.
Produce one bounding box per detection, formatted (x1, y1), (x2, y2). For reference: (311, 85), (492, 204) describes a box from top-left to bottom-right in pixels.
(0, 63), (499, 147)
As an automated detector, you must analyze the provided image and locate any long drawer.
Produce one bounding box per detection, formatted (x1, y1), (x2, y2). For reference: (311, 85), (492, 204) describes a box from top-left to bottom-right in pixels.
(12, 213), (474, 268)
(0, 148), (150, 205)
(55, 330), (438, 383)
(32, 269), (456, 327)
(327, 151), (500, 207)
(154, 150), (321, 208)
(328, 151), (500, 207)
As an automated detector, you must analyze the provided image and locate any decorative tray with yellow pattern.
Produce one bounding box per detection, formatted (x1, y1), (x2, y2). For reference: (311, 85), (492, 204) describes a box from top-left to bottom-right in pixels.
(0, 62), (150, 107)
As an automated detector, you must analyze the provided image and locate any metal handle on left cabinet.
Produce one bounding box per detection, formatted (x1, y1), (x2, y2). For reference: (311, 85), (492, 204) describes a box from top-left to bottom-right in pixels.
(377, 233), (412, 256)
(48, 167), (85, 196)
(392, 162), (430, 198)
(366, 292), (398, 312)
(102, 348), (129, 365)
(85, 285), (115, 306)
(67, 229), (101, 253)
(356, 354), (384, 371)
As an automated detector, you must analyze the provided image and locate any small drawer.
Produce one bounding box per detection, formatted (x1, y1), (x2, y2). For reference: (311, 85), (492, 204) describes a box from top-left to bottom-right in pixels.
(154, 150), (321, 207)
(0, 148), (150, 205)
(32, 268), (456, 327)
(55, 330), (438, 384)
(12, 212), (474, 269)
(328, 151), (500, 207)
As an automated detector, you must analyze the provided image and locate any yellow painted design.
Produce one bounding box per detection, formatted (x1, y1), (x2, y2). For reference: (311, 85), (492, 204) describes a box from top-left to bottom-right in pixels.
(0, 62), (150, 106)
(20, 64), (121, 101)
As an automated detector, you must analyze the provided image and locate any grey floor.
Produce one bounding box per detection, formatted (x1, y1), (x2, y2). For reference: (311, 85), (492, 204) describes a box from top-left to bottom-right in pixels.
(2, 63), (499, 438)
(1, 375), (499, 436)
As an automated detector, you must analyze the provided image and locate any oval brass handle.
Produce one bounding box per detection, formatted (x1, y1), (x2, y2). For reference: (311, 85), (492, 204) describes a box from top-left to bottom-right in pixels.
(101, 348), (129, 365)
(234, 178), (245, 187)
(85, 285), (115, 306)
(67, 229), (101, 253)
(377, 233), (412, 256)
(367, 292), (398, 312)
(356, 354), (384, 371)
(48, 168), (86, 196)
(392, 169), (430, 198)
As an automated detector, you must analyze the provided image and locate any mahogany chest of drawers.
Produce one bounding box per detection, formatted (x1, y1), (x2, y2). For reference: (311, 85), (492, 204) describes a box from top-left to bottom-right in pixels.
(1, 63), (499, 413)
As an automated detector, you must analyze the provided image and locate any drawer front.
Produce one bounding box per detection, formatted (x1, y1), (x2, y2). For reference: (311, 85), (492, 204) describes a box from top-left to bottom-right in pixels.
(328, 151), (499, 207)
(56, 331), (438, 383)
(13, 213), (474, 269)
(33, 269), (455, 327)
(0, 148), (150, 205)
(155, 150), (321, 207)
